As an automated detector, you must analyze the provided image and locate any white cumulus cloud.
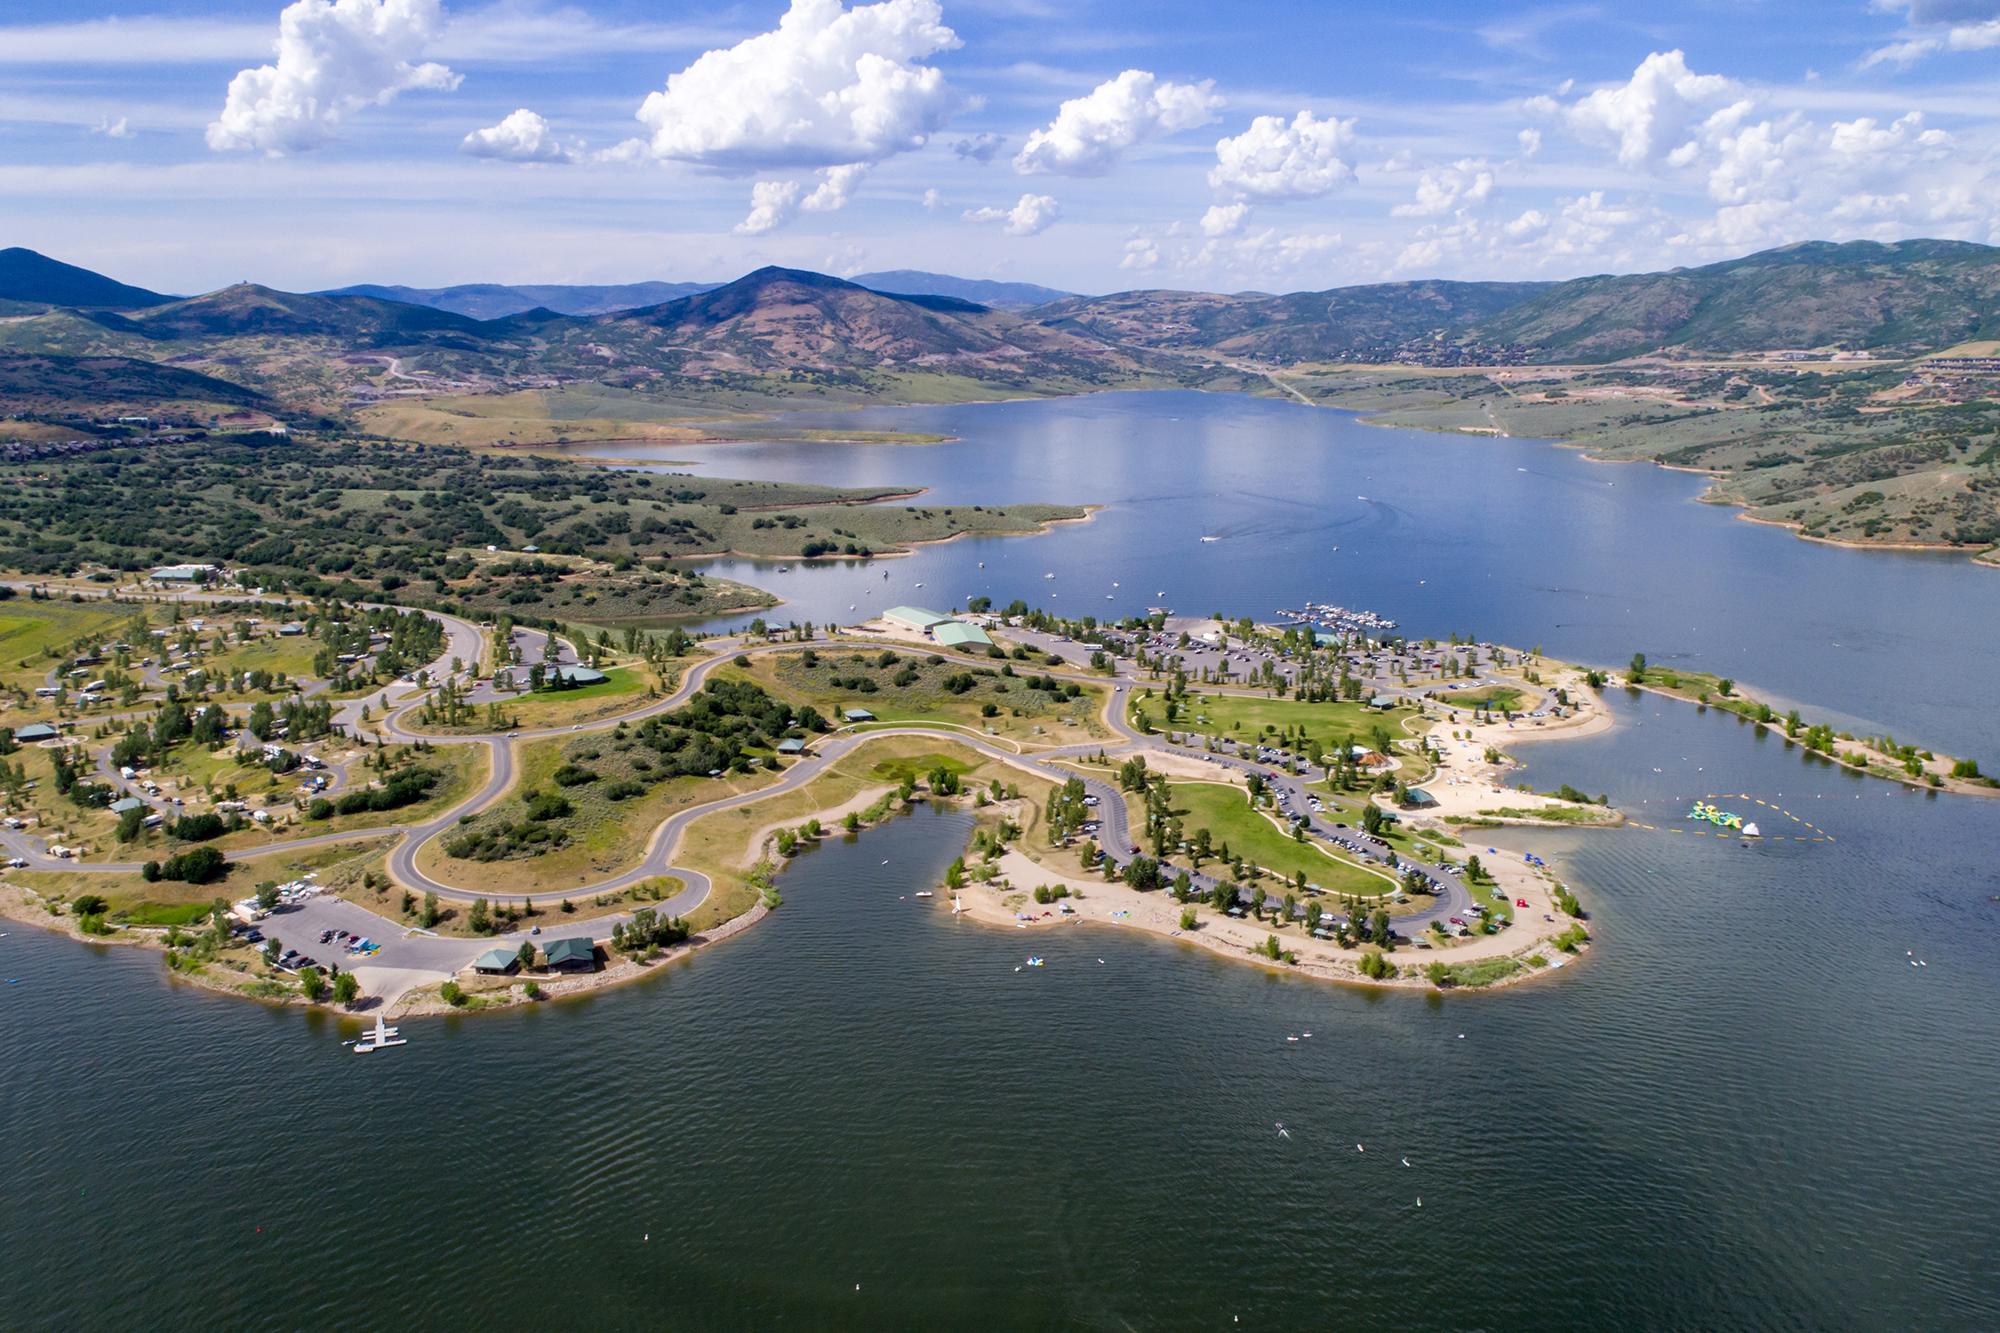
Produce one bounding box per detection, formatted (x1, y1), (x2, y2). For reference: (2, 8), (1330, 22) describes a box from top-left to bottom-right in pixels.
(91, 115), (134, 139)
(636, 0), (962, 170)
(965, 192), (1061, 236)
(1391, 158), (1497, 218)
(207, 0), (460, 154)
(1544, 49), (1742, 169)
(736, 179), (804, 235)
(460, 108), (570, 163)
(802, 162), (870, 211)
(1014, 69), (1221, 176)
(1119, 236), (1161, 271)
(1208, 110), (1356, 200)
(1201, 202), (1251, 237)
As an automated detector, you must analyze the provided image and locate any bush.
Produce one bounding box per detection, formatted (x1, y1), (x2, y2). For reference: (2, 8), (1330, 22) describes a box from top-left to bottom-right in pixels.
(524, 790), (572, 821)
(169, 812), (227, 842)
(157, 845), (228, 885)
(332, 767), (442, 818)
(440, 980), (467, 1006)
(306, 797), (335, 820)
(551, 764), (598, 787)
(70, 893), (109, 917)
(1357, 950), (1397, 980)
(332, 971), (361, 1006)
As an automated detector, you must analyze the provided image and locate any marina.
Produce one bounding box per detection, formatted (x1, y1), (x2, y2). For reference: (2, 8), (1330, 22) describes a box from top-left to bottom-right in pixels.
(1278, 600), (1401, 639)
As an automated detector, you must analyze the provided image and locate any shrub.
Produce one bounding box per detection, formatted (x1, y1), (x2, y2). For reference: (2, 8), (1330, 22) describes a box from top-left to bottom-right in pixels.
(440, 980), (467, 1006)
(157, 845), (228, 885)
(169, 812), (227, 842)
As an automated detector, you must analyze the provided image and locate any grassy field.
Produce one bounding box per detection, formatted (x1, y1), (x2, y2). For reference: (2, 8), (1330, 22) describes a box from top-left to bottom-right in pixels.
(413, 734), (773, 895)
(10, 837), (390, 920)
(357, 391), (711, 450)
(1432, 686), (1524, 711)
(1139, 689), (1409, 751)
(733, 650), (1111, 748)
(1161, 780), (1394, 898)
(403, 664), (661, 736)
(0, 599), (144, 694)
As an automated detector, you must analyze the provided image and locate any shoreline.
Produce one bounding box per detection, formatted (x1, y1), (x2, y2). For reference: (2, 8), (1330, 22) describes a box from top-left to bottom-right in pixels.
(1317, 385), (2000, 568)
(678, 502), (1103, 572)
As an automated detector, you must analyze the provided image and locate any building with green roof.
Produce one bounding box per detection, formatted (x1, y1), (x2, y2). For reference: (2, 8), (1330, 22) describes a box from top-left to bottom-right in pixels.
(884, 606), (952, 633)
(471, 947), (519, 975)
(543, 936), (598, 973)
(932, 621), (993, 649)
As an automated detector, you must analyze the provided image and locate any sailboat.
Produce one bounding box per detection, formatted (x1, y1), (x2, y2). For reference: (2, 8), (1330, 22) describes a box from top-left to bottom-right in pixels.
(352, 1015), (406, 1054)
(952, 893), (966, 915)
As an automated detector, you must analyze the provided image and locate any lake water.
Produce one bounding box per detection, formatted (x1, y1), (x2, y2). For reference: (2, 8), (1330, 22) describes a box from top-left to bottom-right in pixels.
(594, 390), (2000, 762)
(6, 391), (1998, 1328)
(4, 691), (1997, 1327)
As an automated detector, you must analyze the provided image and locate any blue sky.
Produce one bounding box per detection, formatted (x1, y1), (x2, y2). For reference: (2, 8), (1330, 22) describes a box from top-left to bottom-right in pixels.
(1, 0), (1995, 295)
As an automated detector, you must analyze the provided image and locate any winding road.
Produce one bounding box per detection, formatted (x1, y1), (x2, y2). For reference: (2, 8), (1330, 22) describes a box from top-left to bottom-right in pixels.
(11, 595), (1489, 943)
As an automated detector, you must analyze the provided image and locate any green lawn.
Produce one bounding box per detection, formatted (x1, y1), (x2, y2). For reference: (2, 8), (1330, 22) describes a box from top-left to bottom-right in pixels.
(741, 651), (1110, 748)
(0, 599), (147, 693)
(1138, 689), (1410, 751)
(1163, 780), (1393, 897)
(1433, 686), (1523, 711)
(869, 752), (974, 785)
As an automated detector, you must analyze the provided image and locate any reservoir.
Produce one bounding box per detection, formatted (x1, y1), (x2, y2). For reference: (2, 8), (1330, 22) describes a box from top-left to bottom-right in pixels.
(3, 690), (1996, 1327)
(587, 390), (2000, 762)
(5, 393), (1996, 1327)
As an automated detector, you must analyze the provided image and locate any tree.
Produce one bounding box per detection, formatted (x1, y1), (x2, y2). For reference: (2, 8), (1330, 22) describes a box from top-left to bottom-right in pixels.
(440, 980), (467, 1007)
(1361, 803), (1385, 837)
(1465, 854), (1484, 883)
(421, 891), (440, 928)
(468, 897), (492, 934)
(1179, 906), (1198, 931)
(298, 966), (328, 1003)
(115, 805), (144, 843)
(1628, 652), (1647, 683)
(517, 941), (537, 971)
(332, 971), (361, 1006)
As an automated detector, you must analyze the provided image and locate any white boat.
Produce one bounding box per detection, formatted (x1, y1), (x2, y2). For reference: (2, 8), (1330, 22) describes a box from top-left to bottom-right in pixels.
(1044, 572), (1055, 579)
(914, 891), (934, 899)
(1200, 535), (1221, 543)
(1742, 822), (1761, 838)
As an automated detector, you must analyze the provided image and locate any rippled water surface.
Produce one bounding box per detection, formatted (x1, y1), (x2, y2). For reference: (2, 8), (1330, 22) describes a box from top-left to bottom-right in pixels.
(4, 689), (1997, 1327)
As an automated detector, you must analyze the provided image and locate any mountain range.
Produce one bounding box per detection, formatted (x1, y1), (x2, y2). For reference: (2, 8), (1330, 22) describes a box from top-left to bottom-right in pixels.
(6, 239), (2000, 421)
(306, 270), (1072, 319)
